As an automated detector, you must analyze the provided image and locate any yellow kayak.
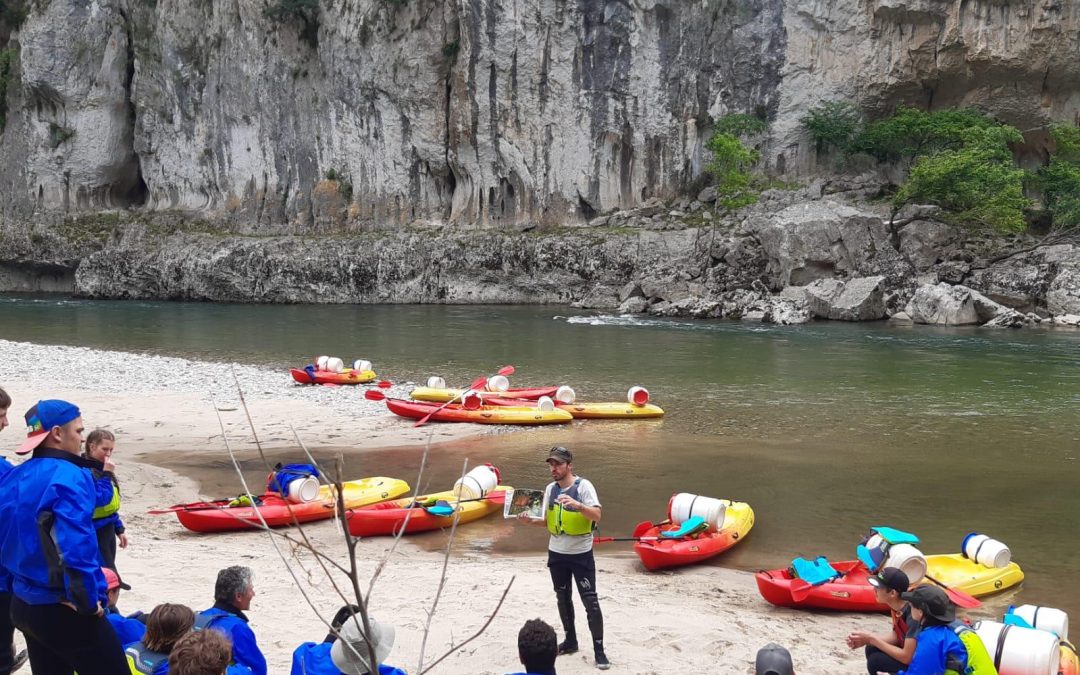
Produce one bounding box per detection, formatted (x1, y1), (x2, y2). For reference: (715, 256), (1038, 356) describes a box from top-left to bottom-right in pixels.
(925, 554), (1025, 596)
(387, 398), (573, 425)
(556, 402), (664, 419)
(348, 486), (511, 535)
(410, 386), (559, 402)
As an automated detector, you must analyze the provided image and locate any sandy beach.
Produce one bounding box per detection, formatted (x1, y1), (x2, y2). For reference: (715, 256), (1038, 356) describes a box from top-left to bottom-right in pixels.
(0, 340), (873, 674)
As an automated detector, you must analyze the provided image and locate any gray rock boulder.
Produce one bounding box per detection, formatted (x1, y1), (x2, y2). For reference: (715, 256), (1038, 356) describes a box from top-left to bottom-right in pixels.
(982, 309), (1033, 328)
(762, 297), (813, 325)
(618, 297), (649, 314)
(618, 282), (645, 303)
(574, 286), (620, 310)
(804, 276), (886, 321)
(898, 221), (957, 272)
(905, 283), (980, 325)
(1047, 265), (1080, 316)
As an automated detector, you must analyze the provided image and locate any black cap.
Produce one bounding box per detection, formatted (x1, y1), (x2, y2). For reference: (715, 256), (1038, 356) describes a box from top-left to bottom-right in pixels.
(901, 585), (955, 622)
(867, 567), (910, 594)
(755, 643), (794, 675)
(546, 446), (573, 463)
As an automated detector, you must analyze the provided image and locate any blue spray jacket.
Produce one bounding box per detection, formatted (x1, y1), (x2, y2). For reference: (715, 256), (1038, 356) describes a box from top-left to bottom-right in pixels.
(196, 604), (268, 675)
(899, 624), (968, 675)
(290, 641), (407, 675)
(0, 456), (14, 594)
(0, 447), (106, 614)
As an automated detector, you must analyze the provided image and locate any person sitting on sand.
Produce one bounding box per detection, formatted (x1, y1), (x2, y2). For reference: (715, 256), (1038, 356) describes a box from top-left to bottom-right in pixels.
(0, 386), (28, 675)
(83, 428), (129, 571)
(195, 567), (266, 675)
(846, 567), (917, 674)
(884, 586), (967, 675)
(290, 604), (405, 675)
(103, 567), (146, 647)
(506, 618), (557, 675)
(168, 629), (253, 675)
(755, 643), (795, 675)
(125, 603), (196, 674)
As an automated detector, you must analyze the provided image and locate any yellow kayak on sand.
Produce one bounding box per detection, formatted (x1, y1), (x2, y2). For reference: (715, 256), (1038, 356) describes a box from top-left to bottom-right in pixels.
(925, 554), (1025, 596)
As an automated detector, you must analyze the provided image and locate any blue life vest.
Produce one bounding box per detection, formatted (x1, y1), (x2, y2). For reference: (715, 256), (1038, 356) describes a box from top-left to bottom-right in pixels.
(126, 641), (168, 674)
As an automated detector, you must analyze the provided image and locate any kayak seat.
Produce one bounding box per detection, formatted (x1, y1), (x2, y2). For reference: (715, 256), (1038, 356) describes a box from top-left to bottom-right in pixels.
(790, 556), (840, 586)
(660, 516), (708, 539)
(871, 526), (919, 545)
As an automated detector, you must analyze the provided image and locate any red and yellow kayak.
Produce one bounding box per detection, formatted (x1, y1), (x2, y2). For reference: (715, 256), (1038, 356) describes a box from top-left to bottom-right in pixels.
(290, 368), (377, 385)
(385, 398), (572, 425)
(756, 555), (1025, 612)
(633, 500), (754, 571)
(485, 396), (665, 419)
(165, 477), (410, 533)
(409, 386), (559, 402)
(347, 486), (511, 536)
(1061, 641), (1078, 675)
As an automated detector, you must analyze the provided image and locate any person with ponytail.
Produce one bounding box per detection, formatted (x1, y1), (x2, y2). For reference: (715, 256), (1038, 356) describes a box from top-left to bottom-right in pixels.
(83, 429), (129, 571)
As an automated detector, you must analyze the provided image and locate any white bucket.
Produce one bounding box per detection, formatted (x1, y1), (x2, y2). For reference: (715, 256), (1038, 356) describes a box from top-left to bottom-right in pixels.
(628, 386), (649, 406)
(353, 359), (372, 372)
(461, 390), (483, 410)
(1009, 605), (1069, 641)
(454, 464), (500, 500)
(426, 376), (447, 389)
(316, 355), (330, 370)
(325, 357), (345, 373)
(536, 396), (556, 412)
(486, 374), (510, 392)
(963, 533), (1012, 568)
(668, 493), (726, 529)
(866, 534), (927, 584)
(974, 620), (1059, 675)
(554, 385), (576, 404)
(285, 476), (320, 504)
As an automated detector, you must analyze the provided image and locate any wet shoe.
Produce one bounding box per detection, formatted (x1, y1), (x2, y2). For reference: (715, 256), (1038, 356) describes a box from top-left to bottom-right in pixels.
(558, 640), (579, 655)
(595, 649), (611, 670)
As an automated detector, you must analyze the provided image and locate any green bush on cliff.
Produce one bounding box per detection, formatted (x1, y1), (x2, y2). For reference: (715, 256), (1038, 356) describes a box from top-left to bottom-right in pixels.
(705, 131), (761, 211)
(1, 1), (28, 29)
(712, 113), (766, 139)
(853, 107), (996, 166)
(1039, 125), (1080, 230)
(894, 125), (1029, 233)
(801, 101), (862, 153)
(0, 47), (15, 133)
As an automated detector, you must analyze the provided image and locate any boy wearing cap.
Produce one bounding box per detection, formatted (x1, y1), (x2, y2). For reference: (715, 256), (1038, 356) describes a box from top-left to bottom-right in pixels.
(846, 567), (918, 674)
(0, 386), (28, 675)
(0, 399), (129, 674)
(518, 446), (609, 670)
(755, 643), (795, 675)
(889, 585), (967, 675)
(102, 568), (146, 648)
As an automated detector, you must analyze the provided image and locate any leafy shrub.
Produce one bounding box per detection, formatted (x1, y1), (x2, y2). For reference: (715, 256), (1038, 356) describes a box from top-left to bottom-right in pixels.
(852, 108), (996, 165)
(1039, 125), (1080, 230)
(0, 47), (14, 133)
(894, 125), (1029, 233)
(801, 101), (862, 153)
(712, 113), (766, 139)
(706, 132), (761, 211)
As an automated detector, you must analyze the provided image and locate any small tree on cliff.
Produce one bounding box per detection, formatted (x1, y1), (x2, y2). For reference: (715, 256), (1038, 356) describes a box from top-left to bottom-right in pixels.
(1038, 125), (1080, 232)
(706, 113), (765, 211)
(852, 107), (996, 169)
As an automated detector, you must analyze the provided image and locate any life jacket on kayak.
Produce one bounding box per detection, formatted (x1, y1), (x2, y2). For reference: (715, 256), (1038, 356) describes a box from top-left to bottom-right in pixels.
(546, 478), (594, 536)
(125, 641), (168, 675)
(948, 621), (998, 675)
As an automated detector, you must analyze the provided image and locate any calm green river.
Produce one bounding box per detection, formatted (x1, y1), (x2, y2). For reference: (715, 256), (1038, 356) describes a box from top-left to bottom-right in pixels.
(3, 294), (1079, 618)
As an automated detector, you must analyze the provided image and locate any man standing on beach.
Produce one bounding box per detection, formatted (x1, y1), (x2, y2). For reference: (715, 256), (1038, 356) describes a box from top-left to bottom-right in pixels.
(0, 387), (28, 674)
(0, 399), (128, 674)
(518, 446), (609, 670)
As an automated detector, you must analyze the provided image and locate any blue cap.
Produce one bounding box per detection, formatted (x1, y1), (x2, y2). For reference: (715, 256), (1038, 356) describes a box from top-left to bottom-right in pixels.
(17, 400), (81, 455)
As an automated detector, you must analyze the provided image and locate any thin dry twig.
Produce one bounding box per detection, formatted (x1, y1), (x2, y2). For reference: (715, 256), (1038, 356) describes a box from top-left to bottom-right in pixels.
(417, 576), (517, 675)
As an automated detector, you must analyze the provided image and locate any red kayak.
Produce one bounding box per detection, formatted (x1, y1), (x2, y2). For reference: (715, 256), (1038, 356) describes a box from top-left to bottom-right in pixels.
(346, 487), (510, 536)
(290, 368), (377, 385)
(632, 500), (755, 571)
(755, 561), (886, 612)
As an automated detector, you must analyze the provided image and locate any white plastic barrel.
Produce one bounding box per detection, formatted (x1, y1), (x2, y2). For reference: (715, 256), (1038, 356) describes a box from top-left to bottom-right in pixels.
(1009, 605), (1069, 641)
(536, 396), (556, 412)
(426, 376), (447, 389)
(353, 359), (372, 372)
(866, 534), (927, 584)
(454, 464), (500, 500)
(974, 620), (1058, 675)
(316, 355), (330, 370)
(628, 386), (650, 406)
(325, 357), (345, 373)
(285, 476), (320, 504)
(668, 493), (726, 529)
(554, 385), (576, 404)
(461, 390), (483, 410)
(486, 375), (510, 392)
(963, 533), (1012, 568)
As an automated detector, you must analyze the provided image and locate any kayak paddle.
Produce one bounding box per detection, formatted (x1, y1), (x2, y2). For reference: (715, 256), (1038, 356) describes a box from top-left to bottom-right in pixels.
(788, 579), (814, 602)
(924, 573), (981, 609)
(412, 365), (515, 427)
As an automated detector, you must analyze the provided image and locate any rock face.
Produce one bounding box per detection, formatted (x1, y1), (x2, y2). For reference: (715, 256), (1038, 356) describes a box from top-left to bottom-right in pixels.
(804, 276), (886, 321)
(3, 0), (1080, 228)
(906, 283), (981, 326)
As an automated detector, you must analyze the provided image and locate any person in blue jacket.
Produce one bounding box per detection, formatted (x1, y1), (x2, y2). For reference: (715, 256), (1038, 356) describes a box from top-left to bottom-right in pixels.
(882, 586), (967, 675)
(83, 428), (128, 571)
(291, 605), (406, 675)
(0, 386), (28, 675)
(102, 567), (146, 647)
(196, 566), (267, 675)
(168, 629), (253, 675)
(505, 619), (557, 675)
(0, 399), (129, 674)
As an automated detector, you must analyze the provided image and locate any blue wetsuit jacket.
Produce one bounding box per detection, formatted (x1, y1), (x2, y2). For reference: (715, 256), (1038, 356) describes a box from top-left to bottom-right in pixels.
(197, 603), (268, 675)
(899, 624), (968, 675)
(290, 641), (406, 675)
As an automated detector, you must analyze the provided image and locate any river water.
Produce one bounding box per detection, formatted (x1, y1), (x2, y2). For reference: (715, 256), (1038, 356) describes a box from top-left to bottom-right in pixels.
(3, 295), (1079, 617)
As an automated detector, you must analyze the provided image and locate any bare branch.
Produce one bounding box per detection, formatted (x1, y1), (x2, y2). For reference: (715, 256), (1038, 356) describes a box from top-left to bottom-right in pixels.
(417, 576), (517, 675)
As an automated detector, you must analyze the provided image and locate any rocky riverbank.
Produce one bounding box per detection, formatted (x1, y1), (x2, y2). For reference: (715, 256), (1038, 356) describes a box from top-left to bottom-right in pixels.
(3, 182), (1078, 328)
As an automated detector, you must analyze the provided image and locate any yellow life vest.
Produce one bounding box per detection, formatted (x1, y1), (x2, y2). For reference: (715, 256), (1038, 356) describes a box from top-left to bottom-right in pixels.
(545, 479), (594, 536)
(93, 481), (121, 520)
(950, 622), (999, 675)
